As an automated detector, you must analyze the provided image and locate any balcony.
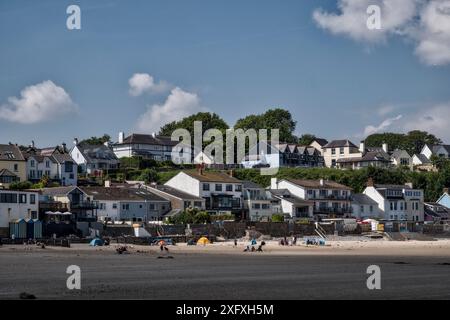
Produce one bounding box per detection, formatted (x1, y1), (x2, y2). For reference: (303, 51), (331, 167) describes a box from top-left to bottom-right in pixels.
(308, 195), (352, 201)
(314, 207), (353, 215)
(70, 200), (99, 210)
(39, 201), (69, 211)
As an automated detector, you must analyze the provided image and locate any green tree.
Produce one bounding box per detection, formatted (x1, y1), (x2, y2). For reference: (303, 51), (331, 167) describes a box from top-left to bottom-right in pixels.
(298, 134), (316, 146)
(136, 168), (159, 184)
(159, 112), (229, 137)
(234, 108), (297, 143)
(365, 131), (442, 155)
(80, 134), (111, 145)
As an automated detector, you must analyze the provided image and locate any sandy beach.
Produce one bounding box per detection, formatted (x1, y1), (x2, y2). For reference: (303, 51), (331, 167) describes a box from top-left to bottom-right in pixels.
(2, 239), (450, 300)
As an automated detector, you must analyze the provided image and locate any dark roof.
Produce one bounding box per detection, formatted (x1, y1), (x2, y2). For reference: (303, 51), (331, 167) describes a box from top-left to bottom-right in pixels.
(337, 151), (391, 163)
(242, 180), (264, 189)
(0, 168), (18, 177)
(22, 145), (74, 164)
(424, 203), (450, 219)
(182, 170), (242, 183)
(414, 154), (431, 164)
(269, 189), (312, 207)
(148, 185), (204, 201)
(311, 138), (328, 146)
(432, 145), (450, 154)
(0, 144), (25, 161)
(391, 149), (411, 159)
(323, 140), (357, 149)
(116, 134), (177, 146)
(80, 186), (168, 202)
(77, 143), (118, 161)
(286, 179), (352, 190)
(39, 186), (80, 196)
(352, 194), (377, 205)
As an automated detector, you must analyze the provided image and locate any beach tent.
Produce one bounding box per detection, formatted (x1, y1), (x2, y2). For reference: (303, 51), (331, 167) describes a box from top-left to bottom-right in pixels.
(197, 237), (210, 245)
(89, 238), (104, 246)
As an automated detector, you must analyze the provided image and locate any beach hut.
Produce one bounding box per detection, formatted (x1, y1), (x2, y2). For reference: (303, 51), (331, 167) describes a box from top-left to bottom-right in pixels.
(9, 219), (27, 239)
(33, 220), (43, 239)
(197, 237), (210, 245)
(26, 219), (35, 239)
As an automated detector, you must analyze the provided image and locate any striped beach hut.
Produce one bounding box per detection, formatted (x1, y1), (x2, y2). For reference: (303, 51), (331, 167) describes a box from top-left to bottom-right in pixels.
(26, 219), (34, 239)
(33, 220), (43, 239)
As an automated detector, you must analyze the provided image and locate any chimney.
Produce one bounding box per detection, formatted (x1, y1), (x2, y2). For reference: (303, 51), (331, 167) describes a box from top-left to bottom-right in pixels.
(73, 138), (79, 145)
(271, 177), (278, 190)
(229, 169), (234, 177)
(151, 132), (156, 138)
(443, 188), (449, 195)
(319, 179), (324, 186)
(367, 177), (374, 187)
(118, 131), (124, 144)
(359, 141), (365, 153)
(31, 140), (35, 148)
(105, 180), (111, 188)
(382, 142), (388, 153)
(62, 143), (67, 152)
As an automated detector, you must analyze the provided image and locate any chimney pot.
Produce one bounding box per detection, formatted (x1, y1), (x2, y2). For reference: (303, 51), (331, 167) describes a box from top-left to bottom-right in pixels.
(367, 177), (374, 187)
(118, 131), (124, 144)
(443, 188), (449, 195)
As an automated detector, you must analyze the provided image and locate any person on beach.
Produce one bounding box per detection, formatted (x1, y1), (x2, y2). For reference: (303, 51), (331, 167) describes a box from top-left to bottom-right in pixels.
(234, 239), (237, 247)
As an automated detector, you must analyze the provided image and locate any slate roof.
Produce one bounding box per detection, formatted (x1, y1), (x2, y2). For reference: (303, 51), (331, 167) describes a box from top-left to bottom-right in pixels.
(0, 168), (18, 177)
(352, 194), (378, 206)
(414, 154), (431, 164)
(286, 178), (352, 190)
(311, 138), (328, 147)
(80, 186), (168, 202)
(269, 189), (312, 207)
(183, 170), (242, 183)
(323, 140), (358, 149)
(77, 143), (118, 161)
(116, 134), (177, 146)
(241, 180), (264, 189)
(0, 144), (25, 161)
(148, 185), (204, 201)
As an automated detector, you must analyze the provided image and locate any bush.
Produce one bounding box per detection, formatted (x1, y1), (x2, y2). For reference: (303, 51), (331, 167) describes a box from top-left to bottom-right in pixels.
(271, 214), (284, 222)
(9, 181), (33, 190)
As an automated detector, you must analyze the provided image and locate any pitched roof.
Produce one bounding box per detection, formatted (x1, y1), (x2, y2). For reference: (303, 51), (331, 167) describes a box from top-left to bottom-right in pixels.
(116, 134), (178, 146)
(0, 168), (18, 177)
(391, 149), (411, 159)
(76, 143), (118, 161)
(148, 185), (204, 201)
(432, 145), (450, 154)
(182, 170), (242, 183)
(323, 140), (357, 149)
(414, 154), (431, 164)
(80, 186), (168, 202)
(337, 151), (391, 163)
(311, 138), (328, 146)
(0, 144), (25, 161)
(269, 189), (312, 206)
(352, 194), (377, 205)
(285, 178), (352, 190)
(241, 180), (264, 189)
(39, 186), (80, 196)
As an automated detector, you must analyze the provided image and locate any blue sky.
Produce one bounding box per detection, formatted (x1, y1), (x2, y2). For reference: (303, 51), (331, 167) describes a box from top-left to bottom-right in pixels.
(1, 0), (450, 147)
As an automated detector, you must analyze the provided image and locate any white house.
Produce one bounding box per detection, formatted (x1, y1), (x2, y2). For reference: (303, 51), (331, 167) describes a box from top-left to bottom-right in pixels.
(268, 188), (313, 220)
(322, 140), (362, 168)
(112, 132), (177, 161)
(80, 186), (170, 222)
(22, 144), (77, 186)
(309, 138), (328, 156)
(71, 139), (119, 175)
(242, 180), (273, 221)
(390, 149), (413, 169)
(363, 179), (424, 222)
(164, 169), (243, 216)
(421, 144), (450, 160)
(270, 177), (353, 219)
(0, 189), (39, 237)
(351, 193), (381, 220)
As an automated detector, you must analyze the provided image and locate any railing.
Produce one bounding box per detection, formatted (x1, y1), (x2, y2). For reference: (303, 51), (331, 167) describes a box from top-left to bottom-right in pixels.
(70, 201), (99, 209)
(308, 195), (351, 201)
(314, 207), (353, 214)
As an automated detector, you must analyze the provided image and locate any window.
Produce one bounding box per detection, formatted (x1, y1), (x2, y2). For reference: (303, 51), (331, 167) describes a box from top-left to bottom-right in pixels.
(99, 203), (106, 210)
(19, 194), (27, 204)
(70, 174), (74, 179)
(340, 147), (344, 155)
(46, 161), (50, 168)
(31, 211), (38, 219)
(360, 205), (364, 213)
(122, 204), (130, 210)
(215, 184), (222, 192)
(1, 193), (18, 203)
(202, 183), (210, 191)
(30, 194), (36, 204)
(112, 203), (117, 209)
(194, 201), (202, 208)
(149, 204), (155, 210)
(331, 148), (336, 155)
(226, 184), (233, 192)
(30, 160), (35, 167)
(65, 162), (73, 172)
(370, 205), (373, 213)
(252, 203), (261, 209)
(14, 164), (18, 172)
(235, 185), (242, 192)
(262, 204), (270, 209)
(139, 204), (143, 209)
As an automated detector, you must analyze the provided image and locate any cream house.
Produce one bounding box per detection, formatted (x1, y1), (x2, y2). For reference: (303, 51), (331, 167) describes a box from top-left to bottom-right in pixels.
(0, 144), (26, 188)
(322, 140), (362, 168)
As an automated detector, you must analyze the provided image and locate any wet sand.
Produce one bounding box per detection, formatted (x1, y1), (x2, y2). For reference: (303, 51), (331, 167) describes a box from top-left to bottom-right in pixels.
(1, 240), (450, 300)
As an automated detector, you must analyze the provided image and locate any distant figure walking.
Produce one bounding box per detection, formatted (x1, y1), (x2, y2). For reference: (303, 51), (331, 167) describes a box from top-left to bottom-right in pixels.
(234, 239), (238, 247)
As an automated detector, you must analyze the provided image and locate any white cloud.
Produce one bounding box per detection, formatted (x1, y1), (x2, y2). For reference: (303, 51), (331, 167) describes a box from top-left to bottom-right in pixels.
(359, 102), (450, 142)
(312, 0), (450, 66)
(403, 102), (450, 140)
(128, 73), (171, 96)
(0, 80), (77, 124)
(135, 87), (206, 133)
(363, 114), (403, 136)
